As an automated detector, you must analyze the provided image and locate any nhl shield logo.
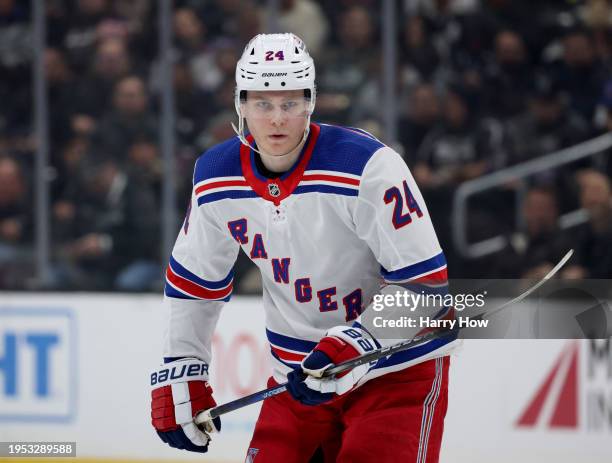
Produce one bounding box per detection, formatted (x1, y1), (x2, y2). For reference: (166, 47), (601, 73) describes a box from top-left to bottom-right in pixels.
(268, 183), (281, 197)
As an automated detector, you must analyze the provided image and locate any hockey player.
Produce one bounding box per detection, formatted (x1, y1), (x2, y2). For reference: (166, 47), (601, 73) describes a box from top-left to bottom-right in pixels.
(150, 33), (457, 462)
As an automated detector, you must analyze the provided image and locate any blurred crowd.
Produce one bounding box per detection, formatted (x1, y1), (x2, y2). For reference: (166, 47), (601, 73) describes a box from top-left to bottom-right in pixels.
(0, 0), (611, 292)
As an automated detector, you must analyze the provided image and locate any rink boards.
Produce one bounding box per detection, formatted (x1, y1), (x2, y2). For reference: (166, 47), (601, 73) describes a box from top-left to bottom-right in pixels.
(0, 293), (610, 463)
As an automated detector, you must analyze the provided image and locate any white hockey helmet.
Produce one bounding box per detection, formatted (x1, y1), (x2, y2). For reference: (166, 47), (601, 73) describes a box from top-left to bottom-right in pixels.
(233, 33), (316, 154)
(235, 33), (315, 101)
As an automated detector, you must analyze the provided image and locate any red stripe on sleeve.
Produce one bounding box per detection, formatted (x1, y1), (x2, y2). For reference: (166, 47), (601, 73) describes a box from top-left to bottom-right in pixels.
(414, 267), (448, 284)
(166, 266), (233, 300)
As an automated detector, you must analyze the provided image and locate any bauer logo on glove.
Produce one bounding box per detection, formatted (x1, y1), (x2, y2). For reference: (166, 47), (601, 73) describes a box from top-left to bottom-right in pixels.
(150, 361), (209, 386)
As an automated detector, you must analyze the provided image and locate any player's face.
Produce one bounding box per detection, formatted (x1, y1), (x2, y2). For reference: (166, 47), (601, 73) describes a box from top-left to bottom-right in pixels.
(243, 90), (311, 156)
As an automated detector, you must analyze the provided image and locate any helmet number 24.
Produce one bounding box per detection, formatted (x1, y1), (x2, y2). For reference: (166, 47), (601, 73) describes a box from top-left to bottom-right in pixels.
(265, 50), (285, 61)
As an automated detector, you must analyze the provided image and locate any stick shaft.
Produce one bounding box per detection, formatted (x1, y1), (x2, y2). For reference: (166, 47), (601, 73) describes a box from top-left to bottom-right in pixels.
(205, 384), (287, 421)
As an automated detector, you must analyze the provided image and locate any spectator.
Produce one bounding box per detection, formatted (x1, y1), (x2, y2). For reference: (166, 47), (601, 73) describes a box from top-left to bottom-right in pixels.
(506, 76), (591, 165)
(0, 0), (31, 139)
(0, 156), (32, 288)
(319, 0), (380, 30)
(211, 79), (239, 117)
(72, 37), (133, 125)
(236, 2), (262, 45)
(481, 29), (535, 118)
(192, 39), (239, 94)
(582, 0), (612, 67)
(52, 159), (161, 290)
(459, 0), (562, 61)
(173, 7), (208, 81)
(174, 60), (212, 152)
(113, 0), (156, 63)
(550, 29), (608, 123)
(0, 156), (29, 249)
(51, 137), (92, 249)
(198, 0), (244, 39)
(505, 77), (593, 213)
(413, 86), (493, 188)
(398, 83), (442, 165)
(113, 0), (151, 33)
(51, 135), (90, 211)
(127, 138), (161, 198)
(412, 0), (486, 79)
(412, 87), (509, 264)
(93, 75), (157, 161)
(171, 8), (244, 94)
(63, 0), (112, 73)
(604, 81), (612, 133)
(197, 110), (236, 153)
(597, 80), (612, 178)
(0, 0), (30, 67)
(317, 5), (378, 123)
(400, 15), (441, 83)
(568, 170), (612, 278)
(46, 48), (76, 151)
(412, 86), (505, 275)
(260, 0), (329, 58)
(494, 186), (572, 278)
(349, 65), (403, 131)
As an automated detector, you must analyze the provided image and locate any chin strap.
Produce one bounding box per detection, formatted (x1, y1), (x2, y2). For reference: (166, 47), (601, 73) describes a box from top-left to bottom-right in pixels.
(231, 112), (311, 160)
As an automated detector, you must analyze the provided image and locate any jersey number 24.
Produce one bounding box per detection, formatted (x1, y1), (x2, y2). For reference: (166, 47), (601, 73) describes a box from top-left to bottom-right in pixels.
(383, 180), (423, 229)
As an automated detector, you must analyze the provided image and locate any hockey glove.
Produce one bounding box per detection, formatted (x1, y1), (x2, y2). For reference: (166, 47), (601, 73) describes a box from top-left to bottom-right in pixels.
(286, 326), (379, 406)
(150, 358), (221, 452)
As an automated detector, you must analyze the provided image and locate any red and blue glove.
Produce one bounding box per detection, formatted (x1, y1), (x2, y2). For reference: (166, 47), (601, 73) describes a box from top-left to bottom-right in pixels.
(150, 358), (221, 452)
(286, 326), (379, 406)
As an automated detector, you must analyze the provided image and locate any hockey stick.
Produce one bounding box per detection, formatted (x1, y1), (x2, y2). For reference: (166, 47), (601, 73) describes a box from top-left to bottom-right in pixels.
(195, 249), (573, 427)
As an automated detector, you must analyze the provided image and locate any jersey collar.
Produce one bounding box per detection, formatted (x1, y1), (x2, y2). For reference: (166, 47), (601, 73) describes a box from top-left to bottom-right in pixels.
(240, 123), (320, 206)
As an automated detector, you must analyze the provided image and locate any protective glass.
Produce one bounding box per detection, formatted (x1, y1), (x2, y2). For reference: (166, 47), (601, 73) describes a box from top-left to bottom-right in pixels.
(241, 97), (312, 120)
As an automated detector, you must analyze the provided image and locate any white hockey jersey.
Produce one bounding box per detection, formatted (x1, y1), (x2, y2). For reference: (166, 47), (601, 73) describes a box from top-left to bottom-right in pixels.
(163, 123), (458, 385)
